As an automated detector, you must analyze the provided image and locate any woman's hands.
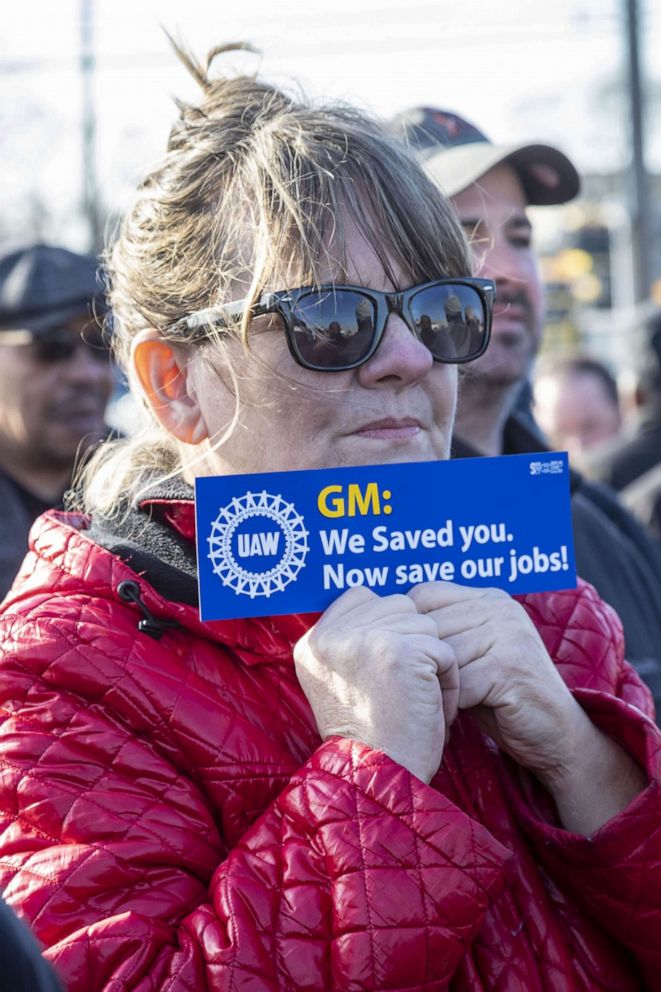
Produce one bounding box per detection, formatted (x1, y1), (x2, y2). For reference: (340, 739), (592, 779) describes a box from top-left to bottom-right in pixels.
(294, 587), (458, 783)
(296, 581), (578, 784)
(408, 582), (581, 783)
(295, 581), (647, 831)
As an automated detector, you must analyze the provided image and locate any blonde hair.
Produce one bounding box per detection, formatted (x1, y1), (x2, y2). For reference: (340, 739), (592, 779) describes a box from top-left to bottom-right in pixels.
(75, 40), (471, 517)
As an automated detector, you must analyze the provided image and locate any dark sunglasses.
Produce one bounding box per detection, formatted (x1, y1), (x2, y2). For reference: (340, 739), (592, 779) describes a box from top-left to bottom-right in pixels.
(180, 278), (495, 372)
(2, 326), (111, 364)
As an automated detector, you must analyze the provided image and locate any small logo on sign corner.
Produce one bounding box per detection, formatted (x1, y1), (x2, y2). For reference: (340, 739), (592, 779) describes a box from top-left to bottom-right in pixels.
(529, 459), (564, 476)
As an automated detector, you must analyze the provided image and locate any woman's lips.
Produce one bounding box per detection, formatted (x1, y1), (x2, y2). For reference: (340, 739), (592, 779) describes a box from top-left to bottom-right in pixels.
(353, 418), (422, 440)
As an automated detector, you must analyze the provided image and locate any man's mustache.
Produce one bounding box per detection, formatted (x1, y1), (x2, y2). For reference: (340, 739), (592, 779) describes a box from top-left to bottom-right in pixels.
(493, 291), (533, 321)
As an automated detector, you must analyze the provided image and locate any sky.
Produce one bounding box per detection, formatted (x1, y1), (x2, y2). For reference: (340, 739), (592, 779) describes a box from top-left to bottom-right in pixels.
(1, 0), (660, 249)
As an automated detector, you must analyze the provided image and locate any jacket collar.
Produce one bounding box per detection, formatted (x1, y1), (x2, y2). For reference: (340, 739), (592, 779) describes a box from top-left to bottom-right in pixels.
(27, 479), (316, 664)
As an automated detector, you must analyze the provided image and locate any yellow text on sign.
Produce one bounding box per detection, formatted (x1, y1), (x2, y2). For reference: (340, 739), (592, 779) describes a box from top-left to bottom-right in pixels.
(317, 482), (393, 518)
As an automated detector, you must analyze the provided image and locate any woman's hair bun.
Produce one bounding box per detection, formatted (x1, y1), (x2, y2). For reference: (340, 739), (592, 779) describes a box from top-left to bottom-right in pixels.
(166, 33), (259, 93)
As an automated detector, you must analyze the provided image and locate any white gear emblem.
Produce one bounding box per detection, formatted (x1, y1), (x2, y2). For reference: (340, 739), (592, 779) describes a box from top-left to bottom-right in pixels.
(207, 490), (309, 599)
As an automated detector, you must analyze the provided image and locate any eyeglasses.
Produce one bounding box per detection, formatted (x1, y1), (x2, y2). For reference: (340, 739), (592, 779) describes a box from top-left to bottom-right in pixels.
(1, 326), (111, 364)
(179, 278), (495, 372)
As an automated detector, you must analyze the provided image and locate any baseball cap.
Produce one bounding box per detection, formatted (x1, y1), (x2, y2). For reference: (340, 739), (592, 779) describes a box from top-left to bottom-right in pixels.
(0, 243), (108, 334)
(390, 107), (580, 206)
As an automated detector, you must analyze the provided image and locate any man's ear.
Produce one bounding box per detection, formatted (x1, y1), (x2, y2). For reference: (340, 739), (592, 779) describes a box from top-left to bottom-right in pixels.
(131, 329), (208, 445)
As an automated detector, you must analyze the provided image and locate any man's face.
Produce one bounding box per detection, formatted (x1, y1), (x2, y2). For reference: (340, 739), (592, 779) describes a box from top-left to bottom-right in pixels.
(0, 314), (114, 477)
(451, 162), (544, 388)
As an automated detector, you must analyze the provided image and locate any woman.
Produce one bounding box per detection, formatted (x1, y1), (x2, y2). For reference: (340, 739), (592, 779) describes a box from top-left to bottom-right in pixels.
(0, 43), (660, 991)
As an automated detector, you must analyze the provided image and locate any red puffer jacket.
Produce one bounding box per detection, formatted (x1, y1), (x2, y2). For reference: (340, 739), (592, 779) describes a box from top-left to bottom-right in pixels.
(1, 503), (661, 992)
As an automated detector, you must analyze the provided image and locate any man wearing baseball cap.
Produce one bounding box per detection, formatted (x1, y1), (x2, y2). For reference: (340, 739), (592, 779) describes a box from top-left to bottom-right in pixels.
(390, 107), (661, 712)
(390, 107), (579, 452)
(0, 244), (115, 598)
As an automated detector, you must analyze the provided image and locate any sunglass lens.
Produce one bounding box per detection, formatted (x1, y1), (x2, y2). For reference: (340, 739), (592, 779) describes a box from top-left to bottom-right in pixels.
(35, 328), (110, 363)
(410, 284), (487, 362)
(291, 290), (377, 369)
(35, 332), (77, 362)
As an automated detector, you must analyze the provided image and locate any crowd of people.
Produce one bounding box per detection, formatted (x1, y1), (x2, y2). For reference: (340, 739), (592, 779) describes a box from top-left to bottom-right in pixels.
(0, 39), (660, 992)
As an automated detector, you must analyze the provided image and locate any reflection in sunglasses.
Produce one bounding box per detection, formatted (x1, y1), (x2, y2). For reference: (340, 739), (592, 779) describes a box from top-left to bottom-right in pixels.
(180, 277), (494, 372)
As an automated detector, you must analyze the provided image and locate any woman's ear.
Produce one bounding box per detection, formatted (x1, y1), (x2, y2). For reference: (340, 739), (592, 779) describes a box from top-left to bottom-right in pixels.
(131, 329), (208, 445)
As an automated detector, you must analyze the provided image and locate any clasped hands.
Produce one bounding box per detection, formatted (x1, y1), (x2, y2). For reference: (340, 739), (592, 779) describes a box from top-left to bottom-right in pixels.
(294, 584), (646, 835)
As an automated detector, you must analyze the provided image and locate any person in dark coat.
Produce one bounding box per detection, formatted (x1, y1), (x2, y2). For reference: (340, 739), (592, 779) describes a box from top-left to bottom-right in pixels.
(586, 310), (661, 492)
(0, 244), (114, 599)
(390, 107), (661, 713)
(585, 309), (661, 542)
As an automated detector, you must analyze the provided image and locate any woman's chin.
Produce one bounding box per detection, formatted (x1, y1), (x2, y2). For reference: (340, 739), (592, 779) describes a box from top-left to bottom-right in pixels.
(338, 433), (447, 465)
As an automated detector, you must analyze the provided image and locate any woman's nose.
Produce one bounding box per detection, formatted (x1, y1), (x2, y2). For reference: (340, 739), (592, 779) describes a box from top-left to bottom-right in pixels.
(357, 313), (433, 388)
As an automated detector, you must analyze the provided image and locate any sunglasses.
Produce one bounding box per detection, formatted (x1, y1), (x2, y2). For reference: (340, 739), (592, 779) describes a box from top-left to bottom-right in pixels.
(180, 278), (495, 372)
(1, 326), (111, 364)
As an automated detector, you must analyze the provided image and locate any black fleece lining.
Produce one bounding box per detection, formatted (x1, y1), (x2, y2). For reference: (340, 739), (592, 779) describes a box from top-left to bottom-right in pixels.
(87, 480), (200, 606)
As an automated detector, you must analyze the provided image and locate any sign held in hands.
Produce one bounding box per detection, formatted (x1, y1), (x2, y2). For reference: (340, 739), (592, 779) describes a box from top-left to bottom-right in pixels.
(194, 454), (576, 621)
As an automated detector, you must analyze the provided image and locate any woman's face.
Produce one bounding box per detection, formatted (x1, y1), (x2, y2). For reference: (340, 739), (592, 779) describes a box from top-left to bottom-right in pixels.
(185, 216), (458, 476)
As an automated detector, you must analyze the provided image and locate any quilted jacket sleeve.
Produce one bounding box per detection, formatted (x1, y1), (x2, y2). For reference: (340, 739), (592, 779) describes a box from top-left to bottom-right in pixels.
(0, 608), (512, 992)
(509, 585), (661, 988)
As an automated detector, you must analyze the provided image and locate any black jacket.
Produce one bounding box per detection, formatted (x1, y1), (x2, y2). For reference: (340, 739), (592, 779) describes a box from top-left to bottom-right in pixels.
(0, 470), (54, 602)
(0, 898), (62, 992)
(453, 415), (661, 715)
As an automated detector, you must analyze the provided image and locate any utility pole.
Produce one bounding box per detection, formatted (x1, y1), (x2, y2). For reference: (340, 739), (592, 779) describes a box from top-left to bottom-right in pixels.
(624, 0), (651, 302)
(80, 0), (101, 251)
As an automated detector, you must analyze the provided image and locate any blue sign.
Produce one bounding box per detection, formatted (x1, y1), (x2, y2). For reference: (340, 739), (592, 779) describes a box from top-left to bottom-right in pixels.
(194, 454), (577, 621)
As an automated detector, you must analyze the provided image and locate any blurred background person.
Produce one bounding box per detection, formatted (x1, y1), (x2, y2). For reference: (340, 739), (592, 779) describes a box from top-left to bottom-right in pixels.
(0, 244), (114, 599)
(586, 308), (661, 491)
(390, 106), (661, 712)
(585, 308), (661, 542)
(533, 354), (623, 464)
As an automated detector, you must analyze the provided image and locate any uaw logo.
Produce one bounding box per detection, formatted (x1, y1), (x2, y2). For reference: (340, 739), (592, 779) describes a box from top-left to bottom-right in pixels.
(207, 491), (309, 599)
